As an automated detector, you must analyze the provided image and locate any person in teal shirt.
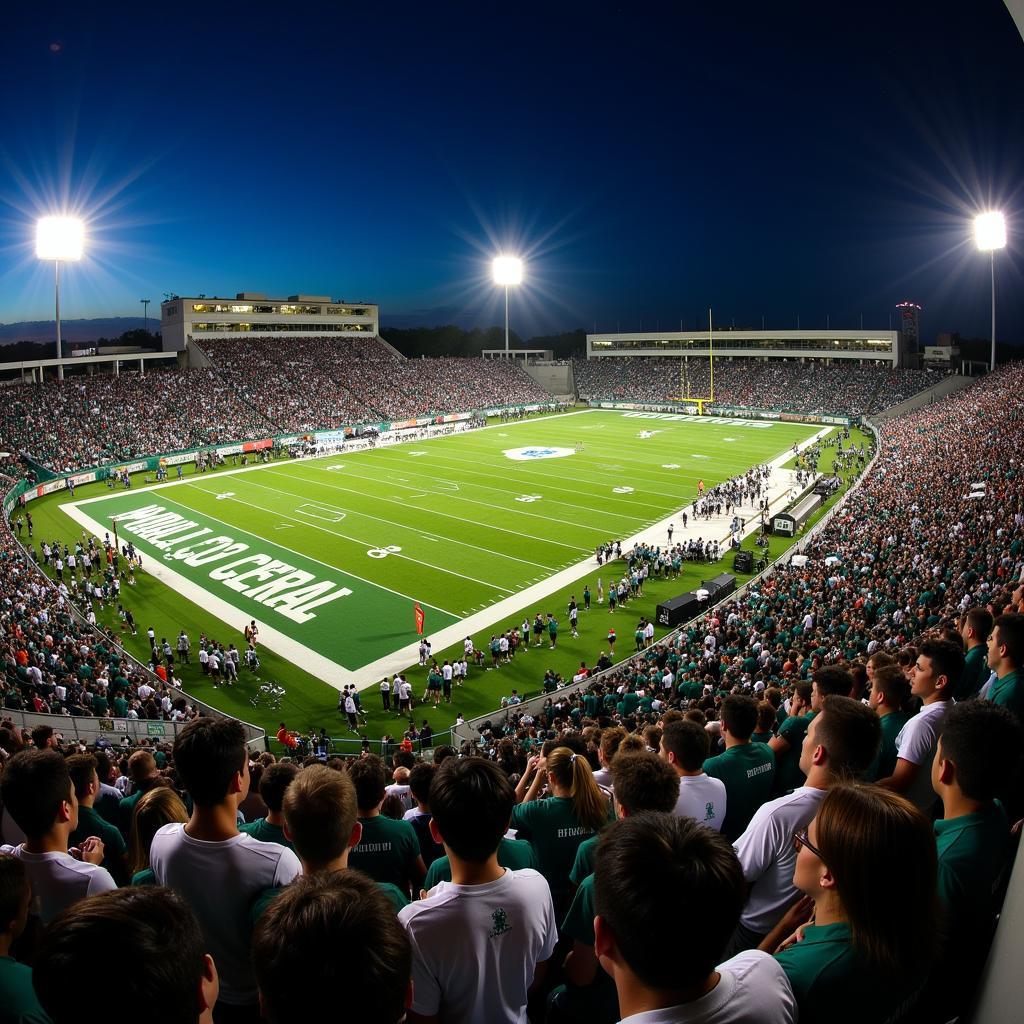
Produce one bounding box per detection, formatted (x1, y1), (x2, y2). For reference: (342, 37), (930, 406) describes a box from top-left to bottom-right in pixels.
(926, 701), (1020, 1019)
(773, 785), (939, 1024)
(866, 664), (910, 782)
(956, 607), (993, 700)
(239, 762), (298, 851)
(0, 856), (50, 1024)
(66, 753), (129, 884)
(985, 613), (1024, 718)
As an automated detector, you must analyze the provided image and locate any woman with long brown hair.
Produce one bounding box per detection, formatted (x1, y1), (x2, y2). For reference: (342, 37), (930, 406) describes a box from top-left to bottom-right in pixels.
(511, 745), (612, 913)
(128, 785), (188, 885)
(773, 783), (939, 1023)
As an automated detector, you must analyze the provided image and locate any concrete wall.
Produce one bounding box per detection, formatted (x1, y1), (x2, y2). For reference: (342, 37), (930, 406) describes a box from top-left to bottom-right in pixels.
(870, 373), (973, 422)
(523, 361), (573, 395)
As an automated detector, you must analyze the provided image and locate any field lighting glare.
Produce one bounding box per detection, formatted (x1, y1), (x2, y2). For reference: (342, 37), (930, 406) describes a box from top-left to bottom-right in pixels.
(36, 216), (84, 260)
(492, 256), (523, 285)
(974, 211), (1006, 252)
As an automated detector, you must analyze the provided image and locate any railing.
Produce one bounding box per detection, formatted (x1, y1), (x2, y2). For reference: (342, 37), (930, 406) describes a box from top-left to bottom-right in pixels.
(454, 420), (881, 747)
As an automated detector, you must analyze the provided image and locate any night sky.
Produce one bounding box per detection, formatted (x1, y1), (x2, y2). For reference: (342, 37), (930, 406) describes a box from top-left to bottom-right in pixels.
(1, 2), (1022, 344)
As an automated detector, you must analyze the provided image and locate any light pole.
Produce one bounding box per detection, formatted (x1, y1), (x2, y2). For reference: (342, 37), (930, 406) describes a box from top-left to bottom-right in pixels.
(492, 256), (523, 357)
(36, 217), (84, 381)
(141, 298), (151, 336)
(974, 211), (1006, 372)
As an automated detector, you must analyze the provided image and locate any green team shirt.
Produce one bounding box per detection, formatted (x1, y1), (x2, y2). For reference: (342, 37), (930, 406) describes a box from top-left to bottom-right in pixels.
(239, 817), (294, 851)
(560, 872), (620, 1021)
(250, 879), (408, 926)
(989, 670), (1023, 719)
(935, 803), (1009, 915)
(772, 713), (812, 795)
(956, 644), (990, 700)
(775, 922), (918, 1024)
(347, 815), (421, 894)
(423, 837), (538, 890)
(0, 956), (50, 1024)
(703, 743), (776, 841)
(510, 796), (609, 903)
(867, 710), (908, 782)
(569, 834), (598, 885)
(69, 804), (127, 871)
(132, 867), (156, 886)
(562, 871), (597, 945)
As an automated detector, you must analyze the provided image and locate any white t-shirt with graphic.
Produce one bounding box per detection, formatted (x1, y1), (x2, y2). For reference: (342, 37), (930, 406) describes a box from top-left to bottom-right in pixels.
(673, 773), (728, 832)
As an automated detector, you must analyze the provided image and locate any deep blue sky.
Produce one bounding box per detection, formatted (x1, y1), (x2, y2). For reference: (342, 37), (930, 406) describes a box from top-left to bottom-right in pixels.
(1, 1), (1022, 343)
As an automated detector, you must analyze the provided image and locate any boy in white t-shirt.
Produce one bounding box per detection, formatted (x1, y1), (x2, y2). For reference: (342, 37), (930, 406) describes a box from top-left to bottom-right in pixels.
(593, 813), (797, 1024)
(399, 758), (556, 1024)
(149, 718), (300, 1015)
(0, 749), (116, 924)
(659, 719), (728, 831)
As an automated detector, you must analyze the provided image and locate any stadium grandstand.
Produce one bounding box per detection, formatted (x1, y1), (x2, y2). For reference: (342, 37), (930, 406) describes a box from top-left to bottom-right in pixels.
(1, 312), (1022, 1021)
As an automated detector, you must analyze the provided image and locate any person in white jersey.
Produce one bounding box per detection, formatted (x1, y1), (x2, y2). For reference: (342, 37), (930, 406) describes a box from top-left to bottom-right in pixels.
(659, 719), (727, 831)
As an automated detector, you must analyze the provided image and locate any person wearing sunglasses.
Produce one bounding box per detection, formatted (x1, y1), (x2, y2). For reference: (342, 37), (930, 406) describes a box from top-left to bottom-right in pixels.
(773, 784), (939, 1024)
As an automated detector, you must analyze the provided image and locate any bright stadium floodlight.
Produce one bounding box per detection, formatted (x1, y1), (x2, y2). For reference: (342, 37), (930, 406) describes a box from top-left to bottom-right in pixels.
(974, 211), (1006, 372)
(37, 216), (85, 381)
(492, 255), (523, 356)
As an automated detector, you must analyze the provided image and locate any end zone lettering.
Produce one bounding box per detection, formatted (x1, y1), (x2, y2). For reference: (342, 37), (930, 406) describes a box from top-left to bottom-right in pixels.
(112, 504), (351, 624)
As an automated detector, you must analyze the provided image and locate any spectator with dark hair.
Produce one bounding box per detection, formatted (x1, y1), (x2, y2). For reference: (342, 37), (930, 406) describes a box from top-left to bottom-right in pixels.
(985, 612), (1024, 717)
(66, 752), (129, 884)
(399, 757), (556, 1024)
(346, 755), (425, 898)
(128, 786), (188, 885)
(593, 814), (796, 1023)
(659, 718), (727, 831)
(149, 718), (300, 1018)
(91, 749), (123, 827)
(866, 664), (911, 782)
(769, 681), (813, 795)
(239, 761), (298, 850)
(33, 887), (218, 1024)
(775, 785), (939, 1023)
(117, 749), (162, 840)
(0, 749), (115, 922)
(726, 696), (880, 957)
(958, 607), (994, 700)
(404, 762), (444, 869)
(703, 695), (776, 840)
(927, 701), (1024, 1016)
(879, 638), (964, 811)
(0, 853), (48, 1024)
(253, 871), (411, 1024)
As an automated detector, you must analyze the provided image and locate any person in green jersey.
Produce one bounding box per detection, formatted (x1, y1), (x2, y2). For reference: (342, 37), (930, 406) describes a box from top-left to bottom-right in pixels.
(548, 614), (559, 648)
(773, 785), (938, 1024)
(346, 756), (425, 900)
(957, 607), (994, 700)
(924, 701), (1022, 1019)
(240, 762), (298, 850)
(0, 855), (49, 1024)
(985, 612), (1024, 718)
(866, 664), (910, 782)
(128, 786), (189, 886)
(66, 753), (129, 884)
(117, 748), (163, 842)
(250, 765), (408, 922)
(751, 700), (777, 744)
(512, 746), (613, 914)
(704, 695), (776, 840)
(253, 871), (411, 1024)
(34, 887), (219, 1024)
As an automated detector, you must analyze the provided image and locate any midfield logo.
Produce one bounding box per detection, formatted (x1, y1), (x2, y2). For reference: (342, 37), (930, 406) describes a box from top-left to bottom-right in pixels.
(503, 446), (575, 461)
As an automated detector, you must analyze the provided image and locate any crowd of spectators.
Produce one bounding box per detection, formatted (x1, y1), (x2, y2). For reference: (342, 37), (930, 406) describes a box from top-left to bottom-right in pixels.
(573, 356), (947, 415)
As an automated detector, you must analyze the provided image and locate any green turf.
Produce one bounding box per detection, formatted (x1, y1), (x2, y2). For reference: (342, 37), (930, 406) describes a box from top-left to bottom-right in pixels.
(18, 411), (869, 746)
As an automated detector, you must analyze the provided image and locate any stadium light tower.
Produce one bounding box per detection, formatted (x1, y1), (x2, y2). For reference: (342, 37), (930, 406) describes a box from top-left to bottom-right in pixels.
(36, 216), (84, 381)
(974, 211), (1006, 372)
(492, 255), (523, 356)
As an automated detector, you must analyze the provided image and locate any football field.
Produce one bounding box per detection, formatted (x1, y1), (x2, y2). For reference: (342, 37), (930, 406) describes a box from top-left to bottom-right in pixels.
(61, 409), (821, 688)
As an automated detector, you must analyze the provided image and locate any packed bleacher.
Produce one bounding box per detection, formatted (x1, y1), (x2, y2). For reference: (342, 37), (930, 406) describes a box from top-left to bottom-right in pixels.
(573, 356), (947, 415)
(0, 363), (1021, 1022)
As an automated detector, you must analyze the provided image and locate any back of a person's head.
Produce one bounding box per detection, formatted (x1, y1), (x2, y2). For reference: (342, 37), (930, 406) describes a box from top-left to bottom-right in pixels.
(661, 719), (709, 770)
(252, 871), (410, 1024)
(872, 664), (911, 710)
(919, 637), (966, 694)
(408, 762), (434, 805)
(594, 813), (744, 990)
(610, 752), (679, 814)
(815, 784), (938, 977)
(128, 748), (157, 782)
(429, 757), (514, 861)
(34, 887), (212, 1024)
(599, 727), (627, 762)
(432, 745), (456, 765)
(720, 694), (758, 740)
(283, 766), (358, 864)
(30, 725), (54, 749)
(0, 749), (70, 839)
(0, 853), (29, 937)
(755, 701), (776, 733)
(65, 753), (98, 799)
(259, 762), (299, 812)
(939, 701), (1024, 801)
(172, 718), (247, 806)
(129, 787), (189, 875)
(813, 666), (854, 699)
(963, 607), (993, 641)
(546, 746), (609, 832)
(814, 695), (881, 777)
(348, 755), (387, 811)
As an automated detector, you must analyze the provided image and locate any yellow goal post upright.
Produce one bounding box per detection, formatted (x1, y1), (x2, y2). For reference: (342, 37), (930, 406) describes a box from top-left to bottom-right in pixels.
(667, 307), (715, 412)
